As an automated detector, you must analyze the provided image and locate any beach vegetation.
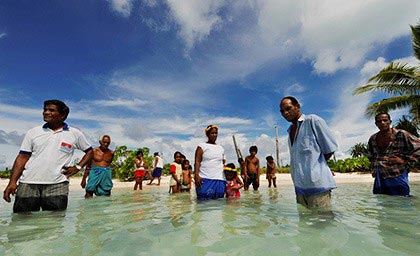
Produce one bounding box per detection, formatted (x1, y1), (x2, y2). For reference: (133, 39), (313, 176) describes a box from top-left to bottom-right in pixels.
(353, 22), (420, 125)
(349, 143), (369, 158)
(395, 115), (419, 136)
(110, 146), (154, 180)
(328, 157), (371, 173)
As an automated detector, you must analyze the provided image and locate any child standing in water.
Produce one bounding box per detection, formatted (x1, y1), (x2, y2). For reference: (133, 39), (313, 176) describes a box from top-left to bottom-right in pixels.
(134, 150), (147, 190)
(180, 159), (192, 192)
(169, 151), (183, 194)
(266, 156), (277, 188)
(224, 163), (243, 198)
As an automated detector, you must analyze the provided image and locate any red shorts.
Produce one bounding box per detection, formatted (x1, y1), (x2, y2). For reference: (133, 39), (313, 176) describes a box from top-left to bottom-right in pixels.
(135, 170), (146, 178)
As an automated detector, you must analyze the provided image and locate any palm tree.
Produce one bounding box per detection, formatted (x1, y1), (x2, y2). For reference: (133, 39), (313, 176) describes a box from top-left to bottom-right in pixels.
(353, 22), (420, 125)
(349, 142), (369, 158)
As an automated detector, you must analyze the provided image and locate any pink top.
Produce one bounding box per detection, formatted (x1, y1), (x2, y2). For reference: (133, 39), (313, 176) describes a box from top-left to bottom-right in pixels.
(226, 179), (240, 198)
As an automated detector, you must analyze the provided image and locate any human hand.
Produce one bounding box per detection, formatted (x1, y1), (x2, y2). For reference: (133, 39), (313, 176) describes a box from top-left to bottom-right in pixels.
(80, 179), (86, 189)
(3, 182), (17, 203)
(61, 166), (79, 177)
(384, 156), (405, 165)
(195, 174), (202, 188)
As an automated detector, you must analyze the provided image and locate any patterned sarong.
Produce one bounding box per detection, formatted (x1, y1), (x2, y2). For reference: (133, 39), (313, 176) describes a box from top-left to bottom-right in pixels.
(86, 166), (113, 196)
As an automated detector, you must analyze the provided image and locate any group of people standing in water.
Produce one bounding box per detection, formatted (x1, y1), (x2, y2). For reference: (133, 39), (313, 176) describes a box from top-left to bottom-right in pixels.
(2, 97), (419, 213)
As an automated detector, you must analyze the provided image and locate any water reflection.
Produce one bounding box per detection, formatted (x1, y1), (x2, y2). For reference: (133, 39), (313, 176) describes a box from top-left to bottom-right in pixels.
(375, 195), (420, 255)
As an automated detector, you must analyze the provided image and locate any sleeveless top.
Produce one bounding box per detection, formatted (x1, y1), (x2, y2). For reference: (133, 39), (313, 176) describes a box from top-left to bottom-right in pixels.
(197, 142), (225, 181)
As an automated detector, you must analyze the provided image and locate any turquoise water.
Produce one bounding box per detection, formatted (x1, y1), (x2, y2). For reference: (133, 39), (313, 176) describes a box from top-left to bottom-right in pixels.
(1, 183), (419, 255)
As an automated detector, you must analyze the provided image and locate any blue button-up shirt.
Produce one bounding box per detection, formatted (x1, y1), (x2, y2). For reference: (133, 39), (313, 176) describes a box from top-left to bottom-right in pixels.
(287, 114), (338, 195)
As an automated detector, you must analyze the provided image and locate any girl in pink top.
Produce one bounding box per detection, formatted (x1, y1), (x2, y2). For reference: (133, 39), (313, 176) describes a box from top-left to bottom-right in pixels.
(224, 163), (243, 198)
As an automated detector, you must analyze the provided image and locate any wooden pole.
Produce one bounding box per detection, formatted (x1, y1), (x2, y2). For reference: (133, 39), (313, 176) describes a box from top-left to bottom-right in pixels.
(232, 135), (243, 159)
(275, 126), (281, 167)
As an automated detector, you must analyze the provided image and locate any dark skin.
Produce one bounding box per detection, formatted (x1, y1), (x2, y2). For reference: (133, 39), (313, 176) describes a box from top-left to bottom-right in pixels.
(81, 136), (114, 198)
(3, 104), (93, 203)
(374, 114), (406, 165)
(195, 128), (219, 188)
(280, 98), (333, 161)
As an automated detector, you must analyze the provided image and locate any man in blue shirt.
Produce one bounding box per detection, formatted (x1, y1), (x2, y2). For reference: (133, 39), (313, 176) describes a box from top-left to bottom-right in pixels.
(280, 96), (338, 208)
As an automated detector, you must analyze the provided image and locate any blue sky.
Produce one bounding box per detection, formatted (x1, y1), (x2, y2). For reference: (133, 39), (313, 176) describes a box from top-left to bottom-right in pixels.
(0, 0), (419, 169)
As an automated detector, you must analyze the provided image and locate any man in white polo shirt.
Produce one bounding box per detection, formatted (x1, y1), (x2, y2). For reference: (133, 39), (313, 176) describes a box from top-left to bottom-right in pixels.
(3, 99), (93, 212)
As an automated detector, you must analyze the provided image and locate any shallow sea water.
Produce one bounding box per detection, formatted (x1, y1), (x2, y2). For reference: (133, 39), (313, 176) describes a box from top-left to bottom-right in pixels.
(1, 182), (419, 256)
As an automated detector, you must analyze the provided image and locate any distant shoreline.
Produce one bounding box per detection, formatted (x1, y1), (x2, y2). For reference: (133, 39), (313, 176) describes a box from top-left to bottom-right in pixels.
(2, 172), (420, 192)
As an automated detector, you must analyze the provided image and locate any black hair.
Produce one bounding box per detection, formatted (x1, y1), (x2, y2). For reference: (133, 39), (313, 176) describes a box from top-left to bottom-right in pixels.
(225, 163), (236, 169)
(136, 150), (143, 156)
(154, 152), (159, 156)
(44, 99), (70, 120)
(281, 96), (299, 106)
(249, 145), (258, 153)
(174, 151), (182, 158)
(374, 112), (391, 122)
(266, 156), (274, 161)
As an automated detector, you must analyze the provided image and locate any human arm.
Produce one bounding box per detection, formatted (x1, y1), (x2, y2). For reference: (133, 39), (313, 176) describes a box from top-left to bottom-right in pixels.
(62, 148), (94, 177)
(324, 152), (334, 161)
(169, 164), (181, 185)
(257, 158), (260, 184)
(80, 165), (91, 189)
(3, 153), (31, 202)
(233, 176), (244, 191)
(194, 146), (203, 188)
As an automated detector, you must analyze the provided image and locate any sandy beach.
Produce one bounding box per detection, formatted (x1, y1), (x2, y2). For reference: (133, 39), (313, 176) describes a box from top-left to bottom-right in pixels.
(3, 172), (419, 192)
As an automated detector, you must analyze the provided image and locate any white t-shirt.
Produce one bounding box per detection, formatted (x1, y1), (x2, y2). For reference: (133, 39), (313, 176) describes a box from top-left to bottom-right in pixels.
(19, 123), (92, 184)
(197, 142), (225, 181)
(155, 155), (164, 168)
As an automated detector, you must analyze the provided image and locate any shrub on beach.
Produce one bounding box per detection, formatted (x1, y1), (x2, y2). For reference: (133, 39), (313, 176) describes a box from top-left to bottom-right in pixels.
(328, 157), (371, 173)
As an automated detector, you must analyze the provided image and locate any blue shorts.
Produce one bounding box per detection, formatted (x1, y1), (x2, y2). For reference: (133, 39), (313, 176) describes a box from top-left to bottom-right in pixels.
(152, 167), (163, 178)
(196, 178), (226, 200)
(373, 171), (410, 196)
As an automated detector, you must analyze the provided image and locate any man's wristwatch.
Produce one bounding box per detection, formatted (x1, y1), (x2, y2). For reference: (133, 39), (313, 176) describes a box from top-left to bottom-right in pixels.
(75, 165), (82, 171)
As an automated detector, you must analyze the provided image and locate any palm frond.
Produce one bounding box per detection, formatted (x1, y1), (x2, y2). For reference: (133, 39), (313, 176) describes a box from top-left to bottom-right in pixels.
(411, 22), (420, 60)
(353, 62), (420, 95)
(365, 95), (420, 118)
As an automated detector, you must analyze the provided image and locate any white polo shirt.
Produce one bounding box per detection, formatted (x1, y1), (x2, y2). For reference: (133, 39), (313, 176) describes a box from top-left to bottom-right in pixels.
(19, 123), (92, 184)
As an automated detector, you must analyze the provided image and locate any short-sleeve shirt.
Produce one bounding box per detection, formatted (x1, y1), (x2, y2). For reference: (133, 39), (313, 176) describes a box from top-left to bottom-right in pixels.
(287, 114), (338, 195)
(19, 123), (92, 184)
(197, 142), (225, 181)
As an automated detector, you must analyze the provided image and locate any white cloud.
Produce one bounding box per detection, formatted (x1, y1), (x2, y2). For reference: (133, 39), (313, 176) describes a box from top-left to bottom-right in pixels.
(284, 83), (306, 96)
(108, 0), (134, 17)
(360, 57), (388, 79)
(166, 0), (225, 53)
(0, 32), (6, 39)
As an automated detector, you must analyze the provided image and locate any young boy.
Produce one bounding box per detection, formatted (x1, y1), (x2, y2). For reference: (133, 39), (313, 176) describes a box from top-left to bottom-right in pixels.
(244, 146), (260, 191)
(266, 156), (277, 188)
(181, 159), (192, 192)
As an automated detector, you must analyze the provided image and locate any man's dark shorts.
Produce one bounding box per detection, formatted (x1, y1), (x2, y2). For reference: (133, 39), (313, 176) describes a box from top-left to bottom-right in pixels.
(244, 173), (259, 190)
(13, 181), (69, 213)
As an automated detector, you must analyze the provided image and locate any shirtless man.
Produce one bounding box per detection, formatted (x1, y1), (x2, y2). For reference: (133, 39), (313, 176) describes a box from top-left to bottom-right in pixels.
(244, 146), (260, 191)
(81, 135), (114, 198)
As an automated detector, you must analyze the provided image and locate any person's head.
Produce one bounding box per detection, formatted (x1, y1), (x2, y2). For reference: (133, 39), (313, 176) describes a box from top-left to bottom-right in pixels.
(154, 152), (159, 157)
(136, 150), (143, 158)
(279, 96), (301, 123)
(182, 159), (190, 169)
(224, 163), (237, 180)
(238, 157), (244, 165)
(249, 145), (258, 156)
(266, 155), (274, 163)
(174, 151), (182, 163)
(375, 112), (392, 132)
(43, 99), (70, 124)
(99, 135), (111, 150)
(205, 125), (218, 144)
